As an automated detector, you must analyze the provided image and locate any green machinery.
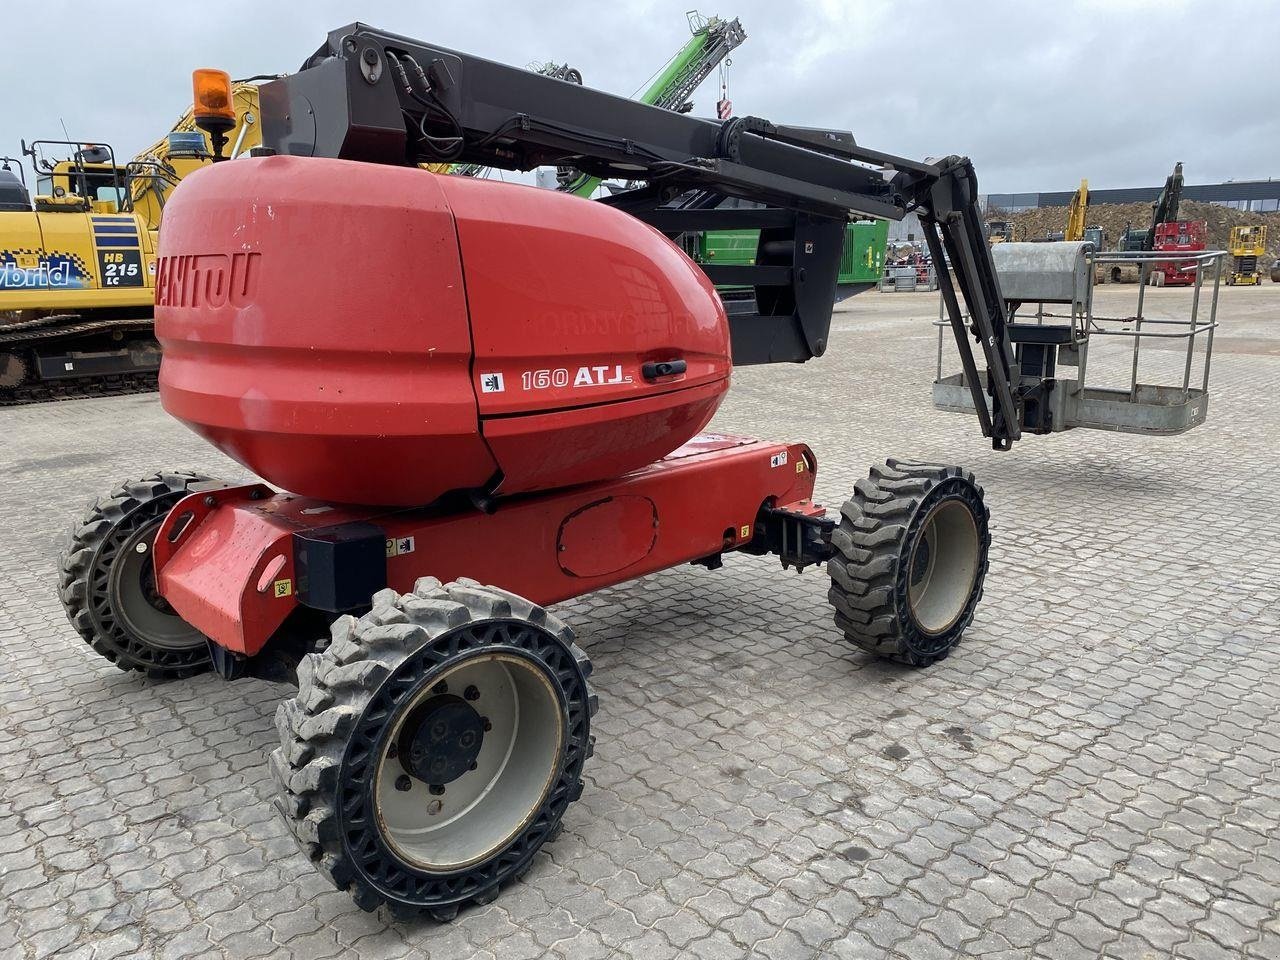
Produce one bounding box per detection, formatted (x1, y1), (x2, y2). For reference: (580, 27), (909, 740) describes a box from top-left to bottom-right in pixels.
(691, 219), (889, 293)
(837, 220), (890, 286)
(608, 12), (889, 293)
(558, 12), (746, 197)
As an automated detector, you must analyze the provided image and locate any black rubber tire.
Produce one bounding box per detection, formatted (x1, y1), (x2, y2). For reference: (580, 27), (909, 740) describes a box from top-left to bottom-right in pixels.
(57, 471), (213, 679)
(271, 577), (597, 920)
(827, 459), (990, 667)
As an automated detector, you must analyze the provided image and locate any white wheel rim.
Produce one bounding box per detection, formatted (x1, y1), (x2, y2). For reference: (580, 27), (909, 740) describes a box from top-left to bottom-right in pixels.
(907, 499), (980, 635)
(373, 651), (564, 872)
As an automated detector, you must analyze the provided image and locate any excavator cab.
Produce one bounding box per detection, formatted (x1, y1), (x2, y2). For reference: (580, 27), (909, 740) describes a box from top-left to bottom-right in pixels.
(24, 140), (128, 213)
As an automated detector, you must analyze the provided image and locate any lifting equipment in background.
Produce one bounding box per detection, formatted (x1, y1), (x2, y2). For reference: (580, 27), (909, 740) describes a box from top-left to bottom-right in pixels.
(1045, 181), (1101, 249)
(558, 10), (745, 198)
(1064, 178), (1087, 242)
(1106, 162), (1204, 286)
(1142, 163), (1206, 287)
(1227, 224), (1267, 285)
(58, 23), (1196, 921)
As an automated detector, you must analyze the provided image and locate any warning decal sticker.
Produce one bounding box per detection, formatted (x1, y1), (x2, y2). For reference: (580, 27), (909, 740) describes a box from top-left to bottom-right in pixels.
(386, 536), (417, 557)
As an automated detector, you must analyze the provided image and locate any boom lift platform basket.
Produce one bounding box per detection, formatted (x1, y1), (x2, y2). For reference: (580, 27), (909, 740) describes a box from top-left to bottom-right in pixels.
(933, 242), (1225, 435)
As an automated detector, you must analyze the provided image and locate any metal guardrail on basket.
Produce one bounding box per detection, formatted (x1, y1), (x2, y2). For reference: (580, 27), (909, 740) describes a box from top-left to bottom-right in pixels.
(932, 243), (1225, 435)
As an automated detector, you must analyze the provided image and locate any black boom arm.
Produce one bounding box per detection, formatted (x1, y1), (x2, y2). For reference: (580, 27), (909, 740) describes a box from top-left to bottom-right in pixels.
(259, 22), (1022, 448)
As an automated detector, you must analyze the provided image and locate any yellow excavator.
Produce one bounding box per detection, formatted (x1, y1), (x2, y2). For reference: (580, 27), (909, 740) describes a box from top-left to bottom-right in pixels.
(1064, 179), (1087, 242)
(0, 73), (261, 401)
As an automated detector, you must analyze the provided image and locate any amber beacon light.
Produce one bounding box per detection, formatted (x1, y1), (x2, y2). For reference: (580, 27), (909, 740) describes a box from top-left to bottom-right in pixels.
(191, 68), (235, 158)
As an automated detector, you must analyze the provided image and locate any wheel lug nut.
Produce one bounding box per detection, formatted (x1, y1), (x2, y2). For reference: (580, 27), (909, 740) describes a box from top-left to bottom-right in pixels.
(481, 717), (492, 732)
(464, 685), (480, 701)
(468, 761), (478, 772)
(432, 681), (448, 695)
(394, 775), (412, 792)
(429, 784), (445, 796)
(387, 743), (398, 759)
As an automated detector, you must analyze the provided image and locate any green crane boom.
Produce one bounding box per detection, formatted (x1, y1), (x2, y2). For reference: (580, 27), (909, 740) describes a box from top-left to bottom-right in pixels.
(561, 12), (745, 197)
(641, 12), (746, 112)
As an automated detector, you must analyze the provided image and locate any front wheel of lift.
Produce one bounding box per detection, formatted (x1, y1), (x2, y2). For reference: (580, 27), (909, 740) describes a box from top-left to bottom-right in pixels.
(272, 578), (597, 920)
(57, 471), (214, 678)
(827, 459), (990, 667)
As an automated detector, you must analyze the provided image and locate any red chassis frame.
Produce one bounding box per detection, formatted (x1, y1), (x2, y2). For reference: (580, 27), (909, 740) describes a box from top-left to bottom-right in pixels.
(153, 435), (822, 657)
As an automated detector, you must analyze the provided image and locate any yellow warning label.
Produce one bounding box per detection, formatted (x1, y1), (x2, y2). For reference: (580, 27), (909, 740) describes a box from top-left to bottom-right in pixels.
(740, 524), (751, 539)
(273, 579), (292, 598)
(796, 460), (806, 473)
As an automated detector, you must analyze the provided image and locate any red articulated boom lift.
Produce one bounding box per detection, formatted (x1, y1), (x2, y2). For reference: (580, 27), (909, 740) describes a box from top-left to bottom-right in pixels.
(63, 23), (1054, 919)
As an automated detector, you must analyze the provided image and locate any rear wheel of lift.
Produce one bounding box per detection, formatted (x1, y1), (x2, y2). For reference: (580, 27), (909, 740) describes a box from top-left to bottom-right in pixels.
(272, 578), (597, 919)
(827, 459), (990, 667)
(57, 472), (213, 678)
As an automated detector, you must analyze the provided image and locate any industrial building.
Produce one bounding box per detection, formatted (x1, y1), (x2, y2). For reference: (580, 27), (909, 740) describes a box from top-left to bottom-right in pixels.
(986, 177), (1280, 213)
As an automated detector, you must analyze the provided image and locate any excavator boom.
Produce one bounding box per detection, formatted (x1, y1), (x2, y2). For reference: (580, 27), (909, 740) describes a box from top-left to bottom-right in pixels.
(1064, 178), (1087, 243)
(1142, 162), (1183, 251)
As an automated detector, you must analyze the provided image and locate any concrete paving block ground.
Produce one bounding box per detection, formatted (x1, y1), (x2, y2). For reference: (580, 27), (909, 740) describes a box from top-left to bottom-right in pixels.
(1, 283), (1277, 959)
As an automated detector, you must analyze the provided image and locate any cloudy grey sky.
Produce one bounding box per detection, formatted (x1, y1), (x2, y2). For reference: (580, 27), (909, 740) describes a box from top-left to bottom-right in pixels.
(4, 0), (1275, 193)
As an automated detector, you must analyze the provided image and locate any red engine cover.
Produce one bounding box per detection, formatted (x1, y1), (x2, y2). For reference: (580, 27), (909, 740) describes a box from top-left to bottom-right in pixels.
(156, 157), (731, 505)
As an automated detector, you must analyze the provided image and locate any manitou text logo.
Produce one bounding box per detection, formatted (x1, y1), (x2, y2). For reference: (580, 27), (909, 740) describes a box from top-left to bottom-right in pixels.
(156, 252), (260, 308)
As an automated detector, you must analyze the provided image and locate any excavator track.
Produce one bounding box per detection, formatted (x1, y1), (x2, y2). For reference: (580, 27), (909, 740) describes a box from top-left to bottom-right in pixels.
(1, 369), (158, 406)
(0, 314), (153, 343)
(0, 313), (159, 405)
